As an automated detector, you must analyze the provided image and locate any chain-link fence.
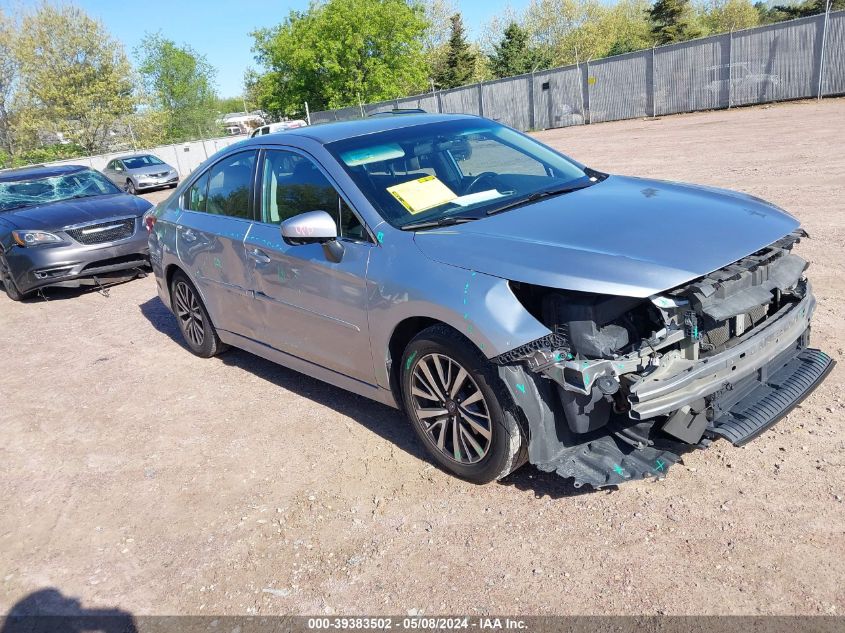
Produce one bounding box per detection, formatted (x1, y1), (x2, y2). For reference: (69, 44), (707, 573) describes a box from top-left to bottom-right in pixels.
(310, 11), (845, 131)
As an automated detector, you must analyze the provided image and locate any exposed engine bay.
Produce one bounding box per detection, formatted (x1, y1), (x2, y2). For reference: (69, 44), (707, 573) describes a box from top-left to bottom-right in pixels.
(496, 229), (834, 488)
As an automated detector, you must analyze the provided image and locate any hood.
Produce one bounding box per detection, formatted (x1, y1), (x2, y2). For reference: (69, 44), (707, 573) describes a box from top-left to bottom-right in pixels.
(128, 164), (174, 176)
(413, 175), (799, 298)
(2, 193), (152, 230)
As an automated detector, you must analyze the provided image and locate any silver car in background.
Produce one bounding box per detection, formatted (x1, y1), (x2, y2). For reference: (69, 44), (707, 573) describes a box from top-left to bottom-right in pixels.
(147, 113), (832, 488)
(102, 154), (179, 195)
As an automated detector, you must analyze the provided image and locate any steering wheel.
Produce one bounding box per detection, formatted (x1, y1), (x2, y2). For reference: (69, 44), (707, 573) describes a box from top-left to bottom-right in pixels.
(464, 171), (498, 194)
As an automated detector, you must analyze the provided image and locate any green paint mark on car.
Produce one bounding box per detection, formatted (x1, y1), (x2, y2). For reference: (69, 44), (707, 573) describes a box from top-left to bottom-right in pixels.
(214, 257), (222, 269)
(515, 383), (526, 393)
(376, 231), (384, 243)
(405, 350), (418, 371)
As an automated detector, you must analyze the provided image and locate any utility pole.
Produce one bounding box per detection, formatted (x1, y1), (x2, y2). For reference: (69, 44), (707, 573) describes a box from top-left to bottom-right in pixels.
(127, 122), (138, 150)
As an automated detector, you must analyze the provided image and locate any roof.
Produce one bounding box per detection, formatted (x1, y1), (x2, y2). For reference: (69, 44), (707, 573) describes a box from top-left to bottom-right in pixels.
(115, 153), (159, 161)
(283, 113), (477, 144)
(0, 164), (88, 183)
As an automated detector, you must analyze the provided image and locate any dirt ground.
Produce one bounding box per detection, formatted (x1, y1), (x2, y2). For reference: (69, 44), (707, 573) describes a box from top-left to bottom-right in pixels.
(1, 99), (843, 617)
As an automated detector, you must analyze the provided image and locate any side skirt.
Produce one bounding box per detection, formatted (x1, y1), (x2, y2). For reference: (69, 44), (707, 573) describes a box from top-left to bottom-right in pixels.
(217, 330), (399, 409)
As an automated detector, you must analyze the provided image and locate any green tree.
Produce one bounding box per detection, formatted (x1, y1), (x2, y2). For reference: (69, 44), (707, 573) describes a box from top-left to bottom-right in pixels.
(14, 3), (135, 154)
(0, 10), (19, 159)
(489, 23), (548, 77)
(136, 33), (219, 141)
(701, 0), (760, 33)
(433, 13), (477, 88)
(216, 96), (248, 115)
(648, 0), (703, 44)
(251, 0), (429, 115)
(773, 0), (844, 18)
(522, 0), (652, 65)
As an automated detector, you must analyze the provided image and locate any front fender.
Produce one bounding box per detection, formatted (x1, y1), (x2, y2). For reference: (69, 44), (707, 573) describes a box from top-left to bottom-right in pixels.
(366, 230), (550, 390)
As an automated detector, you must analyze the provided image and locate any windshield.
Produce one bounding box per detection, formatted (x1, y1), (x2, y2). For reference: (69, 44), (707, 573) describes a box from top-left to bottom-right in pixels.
(325, 119), (594, 228)
(0, 169), (121, 212)
(123, 155), (164, 169)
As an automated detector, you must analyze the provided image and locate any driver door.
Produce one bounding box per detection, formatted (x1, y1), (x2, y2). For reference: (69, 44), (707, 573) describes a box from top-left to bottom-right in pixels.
(244, 148), (376, 384)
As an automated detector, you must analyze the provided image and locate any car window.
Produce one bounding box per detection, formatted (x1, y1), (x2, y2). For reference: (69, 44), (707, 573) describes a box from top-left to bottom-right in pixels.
(122, 155), (164, 169)
(0, 169), (120, 211)
(205, 151), (256, 219)
(184, 171), (210, 212)
(261, 149), (366, 241)
(105, 160), (114, 170)
(325, 118), (589, 229)
(454, 135), (547, 178)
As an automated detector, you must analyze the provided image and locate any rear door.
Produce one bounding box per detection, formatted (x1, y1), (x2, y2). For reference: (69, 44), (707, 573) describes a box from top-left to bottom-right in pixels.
(244, 147), (376, 383)
(175, 149), (258, 337)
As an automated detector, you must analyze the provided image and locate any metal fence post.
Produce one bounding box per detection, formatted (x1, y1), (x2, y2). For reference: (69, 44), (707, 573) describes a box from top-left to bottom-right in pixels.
(528, 71), (536, 130)
(728, 29), (734, 109)
(818, 0), (832, 99)
(584, 60), (591, 125)
(650, 45), (657, 117)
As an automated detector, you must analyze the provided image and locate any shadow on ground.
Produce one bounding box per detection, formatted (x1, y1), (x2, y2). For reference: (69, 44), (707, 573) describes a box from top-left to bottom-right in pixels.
(0, 588), (137, 633)
(138, 294), (601, 499)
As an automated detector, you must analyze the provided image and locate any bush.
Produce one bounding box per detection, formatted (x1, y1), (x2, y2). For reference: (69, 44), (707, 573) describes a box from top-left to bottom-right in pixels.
(9, 143), (87, 168)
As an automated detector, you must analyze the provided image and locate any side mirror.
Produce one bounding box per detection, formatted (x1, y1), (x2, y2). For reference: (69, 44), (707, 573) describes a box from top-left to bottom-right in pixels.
(280, 210), (344, 263)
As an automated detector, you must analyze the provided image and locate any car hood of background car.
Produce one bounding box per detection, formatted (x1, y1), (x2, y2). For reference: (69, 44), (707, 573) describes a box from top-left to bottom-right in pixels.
(129, 165), (173, 176)
(2, 193), (152, 230)
(413, 175), (800, 298)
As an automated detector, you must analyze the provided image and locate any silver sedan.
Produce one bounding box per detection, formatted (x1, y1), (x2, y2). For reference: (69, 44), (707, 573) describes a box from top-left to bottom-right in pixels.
(101, 154), (179, 195)
(146, 113), (833, 488)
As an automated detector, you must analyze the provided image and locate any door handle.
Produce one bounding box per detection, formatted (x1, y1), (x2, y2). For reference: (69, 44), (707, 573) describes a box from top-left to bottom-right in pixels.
(247, 248), (271, 264)
(180, 228), (197, 242)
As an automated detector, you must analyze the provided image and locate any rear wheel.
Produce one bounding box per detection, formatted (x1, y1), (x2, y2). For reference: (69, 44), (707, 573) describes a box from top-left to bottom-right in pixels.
(169, 272), (226, 357)
(0, 255), (23, 301)
(400, 325), (526, 484)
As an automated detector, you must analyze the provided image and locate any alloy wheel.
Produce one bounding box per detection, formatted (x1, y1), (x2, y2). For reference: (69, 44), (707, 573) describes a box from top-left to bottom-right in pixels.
(409, 353), (492, 464)
(174, 281), (205, 348)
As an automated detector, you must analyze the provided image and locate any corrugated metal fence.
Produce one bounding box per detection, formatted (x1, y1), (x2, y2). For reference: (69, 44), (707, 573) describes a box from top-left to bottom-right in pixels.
(310, 11), (845, 131)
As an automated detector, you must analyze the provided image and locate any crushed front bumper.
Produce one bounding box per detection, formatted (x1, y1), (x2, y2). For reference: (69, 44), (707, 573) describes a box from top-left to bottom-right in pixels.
(497, 289), (833, 488)
(628, 289), (817, 419)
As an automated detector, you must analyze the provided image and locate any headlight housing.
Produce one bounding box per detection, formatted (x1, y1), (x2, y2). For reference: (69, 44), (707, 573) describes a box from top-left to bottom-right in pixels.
(11, 230), (63, 247)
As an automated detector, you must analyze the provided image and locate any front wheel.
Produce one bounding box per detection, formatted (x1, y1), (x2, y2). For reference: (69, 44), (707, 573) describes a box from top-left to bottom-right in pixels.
(169, 272), (227, 357)
(0, 255), (23, 301)
(124, 180), (136, 195)
(400, 325), (526, 484)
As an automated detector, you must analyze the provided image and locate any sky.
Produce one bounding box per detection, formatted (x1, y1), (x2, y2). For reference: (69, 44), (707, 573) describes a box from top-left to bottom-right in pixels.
(39, 0), (533, 98)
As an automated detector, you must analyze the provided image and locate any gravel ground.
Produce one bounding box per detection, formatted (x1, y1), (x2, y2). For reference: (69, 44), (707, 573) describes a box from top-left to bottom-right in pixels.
(1, 99), (843, 617)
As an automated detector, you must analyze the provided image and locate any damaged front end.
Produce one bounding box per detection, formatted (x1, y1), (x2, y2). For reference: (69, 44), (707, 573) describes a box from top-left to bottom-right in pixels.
(495, 230), (834, 488)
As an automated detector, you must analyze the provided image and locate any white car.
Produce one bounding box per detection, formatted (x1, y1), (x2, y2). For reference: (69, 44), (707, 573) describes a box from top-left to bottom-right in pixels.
(250, 120), (308, 138)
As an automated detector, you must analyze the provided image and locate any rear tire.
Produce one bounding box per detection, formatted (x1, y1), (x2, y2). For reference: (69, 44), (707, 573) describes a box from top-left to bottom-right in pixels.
(0, 255), (23, 301)
(400, 325), (526, 484)
(169, 271), (227, 357)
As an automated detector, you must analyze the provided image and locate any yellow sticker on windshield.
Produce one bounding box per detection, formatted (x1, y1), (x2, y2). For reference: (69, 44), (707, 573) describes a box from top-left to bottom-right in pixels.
(387, 176), (456, 214)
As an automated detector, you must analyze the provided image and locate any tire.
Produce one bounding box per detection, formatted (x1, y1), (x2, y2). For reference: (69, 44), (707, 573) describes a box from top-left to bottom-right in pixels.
(125, 179), (136, 195)
(0, 254), (23, 301)
(169, 271), (227, 357)
(400, 325), (526, 484)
